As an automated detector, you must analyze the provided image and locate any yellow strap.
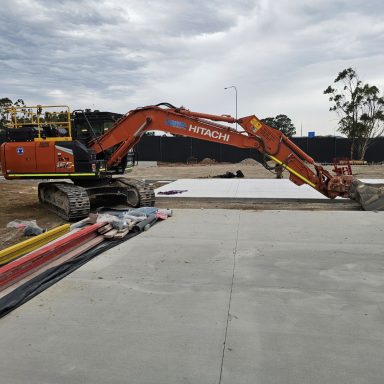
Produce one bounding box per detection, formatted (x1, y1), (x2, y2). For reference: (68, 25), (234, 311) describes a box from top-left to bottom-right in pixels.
(8, 173), (96, 177)
(268, 155), (316, 188)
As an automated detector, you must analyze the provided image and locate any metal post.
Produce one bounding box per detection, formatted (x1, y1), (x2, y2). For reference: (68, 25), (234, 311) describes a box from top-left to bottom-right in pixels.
(224, 86), (238, 130)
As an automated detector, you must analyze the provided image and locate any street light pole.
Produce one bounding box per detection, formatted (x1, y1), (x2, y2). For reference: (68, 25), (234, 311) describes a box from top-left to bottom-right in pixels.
(224, 85), (237, 130)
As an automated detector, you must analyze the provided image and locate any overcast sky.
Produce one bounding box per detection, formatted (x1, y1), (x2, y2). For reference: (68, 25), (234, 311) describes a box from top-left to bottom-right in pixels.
(1, 0), (383, 135)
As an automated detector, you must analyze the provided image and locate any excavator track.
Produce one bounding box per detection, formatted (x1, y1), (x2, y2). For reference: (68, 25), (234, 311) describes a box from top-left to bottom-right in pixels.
(38, 182), (90, 221)
(114, 178), (155, 207)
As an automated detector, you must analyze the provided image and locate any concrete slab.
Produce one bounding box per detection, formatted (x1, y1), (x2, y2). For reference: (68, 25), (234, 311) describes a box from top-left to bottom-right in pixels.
(155, 178), (384, 199)
(0, 210), (384, 384)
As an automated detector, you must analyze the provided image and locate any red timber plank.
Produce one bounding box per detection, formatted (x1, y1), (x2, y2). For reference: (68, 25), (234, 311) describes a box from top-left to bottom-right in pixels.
(0, 222), (106, 291)
(0, 236), (105, 299)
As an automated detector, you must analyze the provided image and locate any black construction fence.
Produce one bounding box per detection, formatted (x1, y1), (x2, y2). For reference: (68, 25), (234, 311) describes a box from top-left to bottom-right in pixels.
(1, 129), (383, 163)
(134, 136), (384, 164)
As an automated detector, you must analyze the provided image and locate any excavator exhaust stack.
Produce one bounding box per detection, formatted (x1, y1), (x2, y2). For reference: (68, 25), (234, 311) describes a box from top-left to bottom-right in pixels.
(349, 179), (384, 211)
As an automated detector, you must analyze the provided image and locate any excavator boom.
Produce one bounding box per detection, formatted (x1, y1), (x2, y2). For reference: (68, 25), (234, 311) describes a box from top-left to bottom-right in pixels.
(90, 104), (354, 200)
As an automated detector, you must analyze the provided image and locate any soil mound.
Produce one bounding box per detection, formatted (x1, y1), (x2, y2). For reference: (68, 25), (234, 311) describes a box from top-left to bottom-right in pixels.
(200, 158), (217, 164)
(238, 158), (258, 165)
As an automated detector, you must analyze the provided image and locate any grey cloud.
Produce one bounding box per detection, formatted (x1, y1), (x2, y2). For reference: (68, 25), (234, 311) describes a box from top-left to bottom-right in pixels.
(0, 0), (383, 135)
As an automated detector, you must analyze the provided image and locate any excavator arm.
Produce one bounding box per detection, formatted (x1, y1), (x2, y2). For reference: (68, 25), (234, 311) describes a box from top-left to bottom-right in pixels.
(90, 103), (353, 200)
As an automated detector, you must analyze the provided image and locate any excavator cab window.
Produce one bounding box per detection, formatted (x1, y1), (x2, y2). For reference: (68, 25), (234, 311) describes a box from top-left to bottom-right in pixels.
(72, 110), (122, 144)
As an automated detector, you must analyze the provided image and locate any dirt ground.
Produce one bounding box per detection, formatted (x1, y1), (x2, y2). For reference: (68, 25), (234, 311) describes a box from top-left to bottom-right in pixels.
(1, 161), (383, 250)
(130, 160), (384, 180)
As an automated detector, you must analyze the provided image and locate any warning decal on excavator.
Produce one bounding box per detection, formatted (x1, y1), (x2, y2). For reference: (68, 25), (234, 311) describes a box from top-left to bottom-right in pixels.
(250, 118), (262, 132)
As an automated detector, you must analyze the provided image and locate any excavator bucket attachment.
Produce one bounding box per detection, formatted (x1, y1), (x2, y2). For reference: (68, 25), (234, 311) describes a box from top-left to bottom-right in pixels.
(349, 179), (384, 211)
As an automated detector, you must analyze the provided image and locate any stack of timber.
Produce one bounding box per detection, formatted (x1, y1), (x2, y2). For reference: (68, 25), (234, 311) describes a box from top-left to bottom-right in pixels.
(0, 207), (173, 317)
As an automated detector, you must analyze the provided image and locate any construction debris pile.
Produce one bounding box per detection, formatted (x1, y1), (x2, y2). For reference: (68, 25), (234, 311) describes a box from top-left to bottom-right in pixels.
(92, 206), (172, 239)
(212, 170), (244, 178)
(0, 207), (172, 317)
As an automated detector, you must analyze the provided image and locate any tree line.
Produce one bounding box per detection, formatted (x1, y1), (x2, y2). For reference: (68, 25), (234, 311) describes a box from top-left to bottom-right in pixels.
(1, 68), (383, 160)
(324, 68), (384, 160)
(0, 98), (68, 127)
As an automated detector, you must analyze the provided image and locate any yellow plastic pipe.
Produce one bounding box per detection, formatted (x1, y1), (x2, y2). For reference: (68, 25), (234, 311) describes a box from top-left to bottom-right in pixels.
(0, 224), (70, 265)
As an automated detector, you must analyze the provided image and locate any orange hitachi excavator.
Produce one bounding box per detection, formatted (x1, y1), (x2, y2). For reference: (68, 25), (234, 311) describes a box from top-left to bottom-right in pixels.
(1, 103), (383, 220)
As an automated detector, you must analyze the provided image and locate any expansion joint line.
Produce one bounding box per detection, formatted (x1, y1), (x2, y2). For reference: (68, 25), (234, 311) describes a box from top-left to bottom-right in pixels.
(219, 212), (240, 384)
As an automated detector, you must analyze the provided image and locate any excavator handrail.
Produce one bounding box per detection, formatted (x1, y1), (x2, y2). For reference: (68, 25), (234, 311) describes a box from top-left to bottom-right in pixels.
(4, 105), (72, 141)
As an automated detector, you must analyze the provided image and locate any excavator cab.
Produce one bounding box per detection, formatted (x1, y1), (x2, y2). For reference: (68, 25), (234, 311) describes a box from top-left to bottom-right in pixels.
(71, 109), (122, 143)
(71, 109), (135, 174)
